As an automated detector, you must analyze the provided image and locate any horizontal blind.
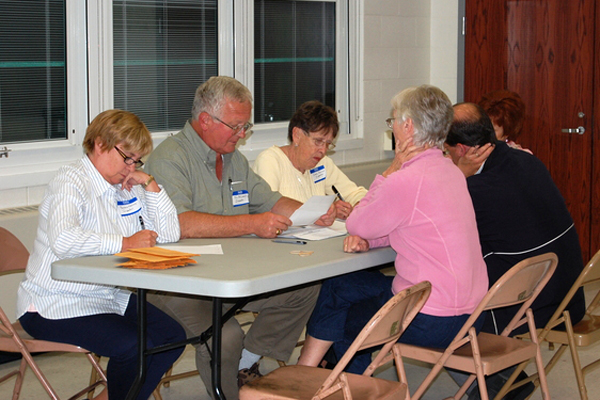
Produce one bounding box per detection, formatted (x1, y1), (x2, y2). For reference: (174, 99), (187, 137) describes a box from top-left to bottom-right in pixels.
(113, 0), (218, 132)
(0, 0), (66, 144)
(254, 0), (335, 124)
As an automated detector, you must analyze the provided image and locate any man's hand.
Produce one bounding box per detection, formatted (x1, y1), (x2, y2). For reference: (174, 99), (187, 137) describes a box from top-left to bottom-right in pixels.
(314, 203), (336, 226)
(333, 200), (353, 220)
(457, 143), (494, 177)
(343, 235), (370, 253)
(253, 212), (293, 238)
(122, 229), (158, 251)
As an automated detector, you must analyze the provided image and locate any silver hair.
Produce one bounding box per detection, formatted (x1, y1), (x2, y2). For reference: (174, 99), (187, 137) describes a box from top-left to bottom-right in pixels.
(391, 85), (454, 149)
(191, 76), (253, 120)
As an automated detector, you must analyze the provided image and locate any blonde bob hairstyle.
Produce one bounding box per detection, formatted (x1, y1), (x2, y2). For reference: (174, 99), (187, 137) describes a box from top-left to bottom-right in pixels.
(391, 85), (453, 149)
(82, 109), (153, 156)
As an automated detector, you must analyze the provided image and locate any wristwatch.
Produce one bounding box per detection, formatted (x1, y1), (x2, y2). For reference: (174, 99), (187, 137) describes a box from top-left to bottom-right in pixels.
(142, 174), (155, 188)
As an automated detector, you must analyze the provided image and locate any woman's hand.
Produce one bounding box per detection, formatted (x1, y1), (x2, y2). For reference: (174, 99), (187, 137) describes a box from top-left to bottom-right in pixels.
(314, 203), (336, 227)
(382, 139), (428, 178)
(343, 235), (370, 253)
(122, 171), (160, 192)
(333, 200), (353, 220)
(457, 143), (494, 177)
(122, 229), (158, 251)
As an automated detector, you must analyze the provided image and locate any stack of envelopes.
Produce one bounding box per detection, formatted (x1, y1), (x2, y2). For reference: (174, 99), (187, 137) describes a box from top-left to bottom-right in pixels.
(116, 247), (199, 269)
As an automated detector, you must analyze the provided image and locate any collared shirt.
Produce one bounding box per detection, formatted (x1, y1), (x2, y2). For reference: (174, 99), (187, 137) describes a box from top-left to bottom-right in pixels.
(145, 120), (281, 216)
(17, 155), (180, 320)
(253, 145), (367, 206)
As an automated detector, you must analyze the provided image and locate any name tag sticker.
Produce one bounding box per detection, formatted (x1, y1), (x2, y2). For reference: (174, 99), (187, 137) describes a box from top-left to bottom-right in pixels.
(117, 197), (142, 217)
(232, 190), (250, 207)
(310, 165), (326, 183)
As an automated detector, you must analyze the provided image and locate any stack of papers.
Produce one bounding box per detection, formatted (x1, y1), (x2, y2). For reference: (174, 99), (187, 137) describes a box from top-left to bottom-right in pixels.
(280, 220), (348, 241)
(115, 247), (199, 269)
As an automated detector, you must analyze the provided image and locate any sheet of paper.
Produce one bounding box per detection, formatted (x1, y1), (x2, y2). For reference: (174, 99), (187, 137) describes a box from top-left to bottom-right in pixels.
(280, 220), (347, 241)
(156, 244), (224, 255)
(289, 195), (335, 226)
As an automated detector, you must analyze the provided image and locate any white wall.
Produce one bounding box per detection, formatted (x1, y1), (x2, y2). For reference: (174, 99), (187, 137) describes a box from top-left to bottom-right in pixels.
(0, 0), (460, 211)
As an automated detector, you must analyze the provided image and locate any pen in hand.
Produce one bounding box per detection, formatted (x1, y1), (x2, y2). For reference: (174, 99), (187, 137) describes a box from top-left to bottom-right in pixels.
(139, 215), (145, 230)
(332, 185), (345, 202)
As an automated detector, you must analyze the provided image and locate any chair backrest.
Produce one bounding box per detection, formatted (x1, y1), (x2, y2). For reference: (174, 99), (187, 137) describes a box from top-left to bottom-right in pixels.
(0, 227), (29, 324)
(317, 280), (431, 393)
(445, 253), (558, 343)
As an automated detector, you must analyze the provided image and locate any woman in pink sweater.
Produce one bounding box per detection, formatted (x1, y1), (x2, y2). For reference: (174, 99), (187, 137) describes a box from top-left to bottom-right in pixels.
(297, 85), (488, 372)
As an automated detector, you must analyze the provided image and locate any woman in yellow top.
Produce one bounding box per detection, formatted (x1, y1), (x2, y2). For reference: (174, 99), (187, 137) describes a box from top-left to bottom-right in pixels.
(253, 101), (367, 220)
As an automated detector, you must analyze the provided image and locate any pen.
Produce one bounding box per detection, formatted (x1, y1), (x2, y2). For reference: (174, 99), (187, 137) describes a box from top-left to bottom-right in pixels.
(272, 239), (307, 245)
(332, 185), (345, 202)
(139, 215), (145, 230)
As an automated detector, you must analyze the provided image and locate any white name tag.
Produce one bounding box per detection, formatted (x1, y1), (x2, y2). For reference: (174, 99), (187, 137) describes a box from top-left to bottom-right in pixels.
(310, 165), (326, 183)
(117, 197), (141, 217)
(232, 190), (250, 207)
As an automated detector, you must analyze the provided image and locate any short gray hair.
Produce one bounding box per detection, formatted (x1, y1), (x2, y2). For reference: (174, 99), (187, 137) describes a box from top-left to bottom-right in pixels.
(191, 76), (253, 120)
(391, 85), (453, 148)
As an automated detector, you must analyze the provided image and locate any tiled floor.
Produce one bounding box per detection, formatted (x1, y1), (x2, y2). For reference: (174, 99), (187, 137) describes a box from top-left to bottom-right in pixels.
(2, 283), (599, 399)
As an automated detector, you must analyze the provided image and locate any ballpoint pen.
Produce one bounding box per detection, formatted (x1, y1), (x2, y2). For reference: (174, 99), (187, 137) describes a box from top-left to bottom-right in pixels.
(332, 185), (345, 202)
(272, 239), (307, 245)
(139, 215), (145, 230)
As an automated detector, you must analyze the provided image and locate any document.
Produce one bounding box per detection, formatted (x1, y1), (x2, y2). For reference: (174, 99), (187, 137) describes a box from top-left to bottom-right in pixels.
(280, 220), (347, 241)
(289, 195), (336, 226)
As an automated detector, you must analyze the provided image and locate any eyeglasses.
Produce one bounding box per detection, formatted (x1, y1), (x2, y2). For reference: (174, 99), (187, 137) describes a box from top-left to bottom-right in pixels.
(385, 118), (396, 129)
(303, 131), (336, 150)
(211, 114), (253, 136)
(114, 146), (144, 168)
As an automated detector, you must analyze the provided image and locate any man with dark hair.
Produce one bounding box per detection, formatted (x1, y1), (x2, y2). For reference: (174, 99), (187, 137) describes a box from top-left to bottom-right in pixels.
(445, 102), (586, 399)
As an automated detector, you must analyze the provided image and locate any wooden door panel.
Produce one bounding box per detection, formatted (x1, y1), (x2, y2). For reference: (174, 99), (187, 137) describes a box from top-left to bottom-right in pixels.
(464, 0), (595, 261)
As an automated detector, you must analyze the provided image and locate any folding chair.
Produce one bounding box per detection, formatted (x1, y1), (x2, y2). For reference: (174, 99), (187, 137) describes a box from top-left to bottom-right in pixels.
(396, 252), (558, 400)
(0, 227), (107, 400)
(239, 281), (432, 400)
(506, 248), (600, 400)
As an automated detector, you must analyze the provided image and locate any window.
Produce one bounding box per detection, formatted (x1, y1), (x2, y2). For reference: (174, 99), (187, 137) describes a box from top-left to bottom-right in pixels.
(113, 0), (218, 132)
(0, 0), (67, 144)
(0, 0), (360, 191)
(253, 0), (336, 124)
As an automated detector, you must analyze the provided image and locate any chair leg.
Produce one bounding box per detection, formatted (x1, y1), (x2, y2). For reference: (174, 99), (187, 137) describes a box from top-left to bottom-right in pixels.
(527, 309), (550, 400)
(563, 311), (588, 400)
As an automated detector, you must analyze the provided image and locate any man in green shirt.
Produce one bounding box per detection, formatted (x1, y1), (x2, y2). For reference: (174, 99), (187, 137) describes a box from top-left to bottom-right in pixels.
(145, 76), (332, 400)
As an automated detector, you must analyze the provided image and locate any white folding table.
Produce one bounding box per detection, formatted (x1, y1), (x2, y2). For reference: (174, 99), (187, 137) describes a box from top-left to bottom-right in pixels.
(52, 236), (396, 399)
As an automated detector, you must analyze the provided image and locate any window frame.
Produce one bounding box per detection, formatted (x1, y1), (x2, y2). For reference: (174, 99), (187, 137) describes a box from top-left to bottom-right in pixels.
(0, 0), (363, 191)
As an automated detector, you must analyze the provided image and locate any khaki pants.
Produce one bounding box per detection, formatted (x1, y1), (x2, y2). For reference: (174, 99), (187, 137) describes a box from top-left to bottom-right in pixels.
(148, 283), (319, 400)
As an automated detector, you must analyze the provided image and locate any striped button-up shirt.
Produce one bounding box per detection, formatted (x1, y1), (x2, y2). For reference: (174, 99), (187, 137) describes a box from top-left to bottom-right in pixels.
(17, 155), (180, 320)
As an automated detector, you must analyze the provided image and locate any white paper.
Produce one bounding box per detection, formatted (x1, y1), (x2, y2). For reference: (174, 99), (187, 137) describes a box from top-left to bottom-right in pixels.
(157, 244), (224, 255)
(289, 195), (335, 226)
(280, 220), (347, 241)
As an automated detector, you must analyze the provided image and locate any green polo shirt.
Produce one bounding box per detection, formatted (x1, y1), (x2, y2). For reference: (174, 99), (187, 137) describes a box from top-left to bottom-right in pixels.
(145, 121), (281, 216)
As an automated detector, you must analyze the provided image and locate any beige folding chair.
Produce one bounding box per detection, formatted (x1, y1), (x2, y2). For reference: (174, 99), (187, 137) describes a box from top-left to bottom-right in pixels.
(239, 281), (432, 400)
(0, 227), (107, 400)
(505, 248), (600, 400)
(396, 252), (558, 400)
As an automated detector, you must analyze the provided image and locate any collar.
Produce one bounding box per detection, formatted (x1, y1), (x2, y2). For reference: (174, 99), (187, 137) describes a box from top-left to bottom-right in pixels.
(181, 120), (232, 169)
(81, 154), (117, 198)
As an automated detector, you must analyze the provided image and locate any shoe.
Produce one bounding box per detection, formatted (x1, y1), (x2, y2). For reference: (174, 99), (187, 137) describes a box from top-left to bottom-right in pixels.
(502, 371), (535, 400)
(237, 362), (262, 388)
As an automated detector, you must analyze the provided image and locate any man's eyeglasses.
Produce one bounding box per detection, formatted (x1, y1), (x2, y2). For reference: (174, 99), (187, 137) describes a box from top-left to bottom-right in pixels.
(211, 115), (253, 136)
(386, 118), (396, 129)
(115, 146), (144, 168)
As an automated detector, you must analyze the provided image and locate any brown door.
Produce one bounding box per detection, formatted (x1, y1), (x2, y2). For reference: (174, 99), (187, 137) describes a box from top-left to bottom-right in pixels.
(463, 0), (598, 261)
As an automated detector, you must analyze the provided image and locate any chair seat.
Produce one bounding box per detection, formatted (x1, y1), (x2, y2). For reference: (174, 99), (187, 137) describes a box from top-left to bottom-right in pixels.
(398, 332), (537, 376)
(543, 314), (600, 347)
(1, 321), (88, 354)
(240, 365), (406, 400)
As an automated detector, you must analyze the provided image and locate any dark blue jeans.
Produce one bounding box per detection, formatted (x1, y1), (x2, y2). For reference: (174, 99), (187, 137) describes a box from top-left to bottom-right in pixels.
(20, 294), (186, 400)
(308, 270), (480, 373)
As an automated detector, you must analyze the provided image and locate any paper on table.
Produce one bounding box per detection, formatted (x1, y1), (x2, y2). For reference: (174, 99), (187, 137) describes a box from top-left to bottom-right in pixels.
(280, 220), (347, 241)
(156, 244), (224, 255)
(290, 195), (335, 226)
